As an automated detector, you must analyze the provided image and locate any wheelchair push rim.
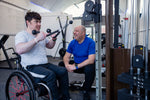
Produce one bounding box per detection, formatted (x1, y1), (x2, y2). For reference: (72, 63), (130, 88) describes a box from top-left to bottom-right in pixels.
(5, 71), (35, 100)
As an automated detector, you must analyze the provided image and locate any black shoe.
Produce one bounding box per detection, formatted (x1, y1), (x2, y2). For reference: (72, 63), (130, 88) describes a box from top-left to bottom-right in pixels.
(36, 85), (48, 97)
(58, 98), (72, 100)
(83, 91), (90, 100)
(58, 96), (72, 100)
(41, 95), (50, 100)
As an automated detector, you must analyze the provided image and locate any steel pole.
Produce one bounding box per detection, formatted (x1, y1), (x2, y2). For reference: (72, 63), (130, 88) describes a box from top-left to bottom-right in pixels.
(95, 0), (102, 100)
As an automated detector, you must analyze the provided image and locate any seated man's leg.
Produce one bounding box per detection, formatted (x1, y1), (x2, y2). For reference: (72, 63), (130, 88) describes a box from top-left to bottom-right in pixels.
(81, 63), (95, 100)
(58, 60), (95, 100)
(46, 63), (70, 99)
(59, 60), (95, 89)
(82, 63), (95, 92)
(27, 65), (59, 100)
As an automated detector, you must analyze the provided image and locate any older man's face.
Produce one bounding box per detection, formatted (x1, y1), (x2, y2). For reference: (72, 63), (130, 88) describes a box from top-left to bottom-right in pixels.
(73, 26), (85, 41)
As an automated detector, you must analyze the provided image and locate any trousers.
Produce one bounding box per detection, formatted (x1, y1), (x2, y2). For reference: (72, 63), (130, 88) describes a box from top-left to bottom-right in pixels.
(27, 63), (70, 100)
(59, 60), (95, 92)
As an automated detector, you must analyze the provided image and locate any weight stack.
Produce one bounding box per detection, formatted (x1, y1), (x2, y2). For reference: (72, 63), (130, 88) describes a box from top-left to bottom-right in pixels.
(118, 88), (144, 100)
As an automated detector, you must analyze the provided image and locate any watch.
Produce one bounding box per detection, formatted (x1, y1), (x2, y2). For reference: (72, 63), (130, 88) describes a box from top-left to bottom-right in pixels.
(75, 63), (78, 69)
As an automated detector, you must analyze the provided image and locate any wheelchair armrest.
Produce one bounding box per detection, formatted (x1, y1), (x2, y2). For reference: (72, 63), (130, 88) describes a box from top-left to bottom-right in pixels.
(5, 48), (21, 63)
(5, 47), (15, 52)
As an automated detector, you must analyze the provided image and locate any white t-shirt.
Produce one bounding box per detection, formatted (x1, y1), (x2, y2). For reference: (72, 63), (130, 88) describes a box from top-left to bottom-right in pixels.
(15, 31), (49, 68)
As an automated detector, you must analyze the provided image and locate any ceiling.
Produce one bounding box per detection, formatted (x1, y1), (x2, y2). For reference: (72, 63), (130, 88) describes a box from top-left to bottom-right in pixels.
(30, 0), (86, 12)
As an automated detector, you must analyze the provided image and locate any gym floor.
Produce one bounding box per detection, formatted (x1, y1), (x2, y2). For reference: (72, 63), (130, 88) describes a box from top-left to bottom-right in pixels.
(0, 56), (106, 100)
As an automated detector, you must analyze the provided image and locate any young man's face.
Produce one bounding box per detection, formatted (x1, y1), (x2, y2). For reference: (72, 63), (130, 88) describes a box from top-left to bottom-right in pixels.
(27, 18), (41, 31)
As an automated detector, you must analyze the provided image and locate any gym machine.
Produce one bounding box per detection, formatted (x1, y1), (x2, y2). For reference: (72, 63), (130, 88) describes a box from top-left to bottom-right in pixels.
(117, 0), (150, 99)
(69, 0), (103, 99)
(54, 16), (71, 58)
(83, 0), (102, 100)
(0, 35), (16, 69)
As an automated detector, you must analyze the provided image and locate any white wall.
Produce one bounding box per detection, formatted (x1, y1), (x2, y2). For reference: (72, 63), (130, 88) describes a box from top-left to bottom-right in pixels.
(0, 0), (74, 60)
(40, 12), (73, 57)
(0, 1), (25, 60)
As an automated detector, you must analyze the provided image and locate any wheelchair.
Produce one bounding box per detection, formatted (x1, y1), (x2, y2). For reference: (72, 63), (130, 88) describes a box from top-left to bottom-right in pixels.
(5, 51), (52, 100)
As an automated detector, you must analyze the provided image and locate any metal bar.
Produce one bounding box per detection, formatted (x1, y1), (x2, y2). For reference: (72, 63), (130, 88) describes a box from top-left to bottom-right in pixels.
(143, 0), (146, 66)
(124, 18), (129, 48)
(130, 0), (134, 95)
(57, 16), (64, 37)
(63, 16), (69, 49)
(135, 0), (141, 45)
(114, 0), (119, 48)
(145, 0), (150, 99)
(94, 0), (102, 100)
(145, 0), (149, 79)
(95, 23), (102, 100)
(130, 0), (134, 76)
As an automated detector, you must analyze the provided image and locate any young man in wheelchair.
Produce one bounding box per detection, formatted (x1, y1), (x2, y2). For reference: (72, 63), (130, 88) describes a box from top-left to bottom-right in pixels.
(15, 11), (71, 100)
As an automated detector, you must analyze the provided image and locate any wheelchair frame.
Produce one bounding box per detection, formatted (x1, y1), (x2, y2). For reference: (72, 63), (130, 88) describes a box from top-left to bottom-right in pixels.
(5, 52), (52, 100)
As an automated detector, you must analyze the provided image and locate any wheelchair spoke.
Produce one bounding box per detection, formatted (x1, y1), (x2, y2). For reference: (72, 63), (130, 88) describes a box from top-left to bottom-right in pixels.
(18, 96), (27, 100)
(10, 79), (18, 91)
(5, 70), (52, 100)
(6, 74), (32, 100)
(10, 94), (16, 98)
(16, 90), (29, 96)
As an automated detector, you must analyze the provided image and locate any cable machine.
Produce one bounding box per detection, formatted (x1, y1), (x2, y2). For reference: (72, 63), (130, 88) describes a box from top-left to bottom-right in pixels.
(117, 0), (150, 99)
(54, 16), (70, 58)
(54, 16), (73, 58)
(83, 0), (102, 99)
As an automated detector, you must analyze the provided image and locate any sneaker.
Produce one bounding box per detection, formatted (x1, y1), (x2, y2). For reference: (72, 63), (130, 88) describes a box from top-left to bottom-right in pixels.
(83, 91), (90, 100)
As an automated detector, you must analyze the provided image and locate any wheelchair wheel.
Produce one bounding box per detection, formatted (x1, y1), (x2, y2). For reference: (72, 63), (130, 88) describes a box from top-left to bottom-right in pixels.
(35, 83), (52, 100)
(5, 71), (35, 100)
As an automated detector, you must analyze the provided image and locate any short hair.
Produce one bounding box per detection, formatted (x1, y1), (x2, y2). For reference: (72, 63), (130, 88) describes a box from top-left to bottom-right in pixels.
(25, 11), (41, 26)
(25, 11), (41, 22)
(80, 25), (86, 33)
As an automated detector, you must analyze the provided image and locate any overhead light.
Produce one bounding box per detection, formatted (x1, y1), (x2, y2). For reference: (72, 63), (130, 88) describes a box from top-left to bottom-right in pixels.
(30, 1), (52, 12)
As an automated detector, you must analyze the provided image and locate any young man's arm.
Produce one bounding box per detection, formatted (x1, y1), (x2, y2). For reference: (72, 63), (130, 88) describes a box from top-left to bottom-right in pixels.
(16, 39), (37, 54)
(16, 32), (46, 54)
(46, 39), (56, 49)
(46, 34), (57, 49)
